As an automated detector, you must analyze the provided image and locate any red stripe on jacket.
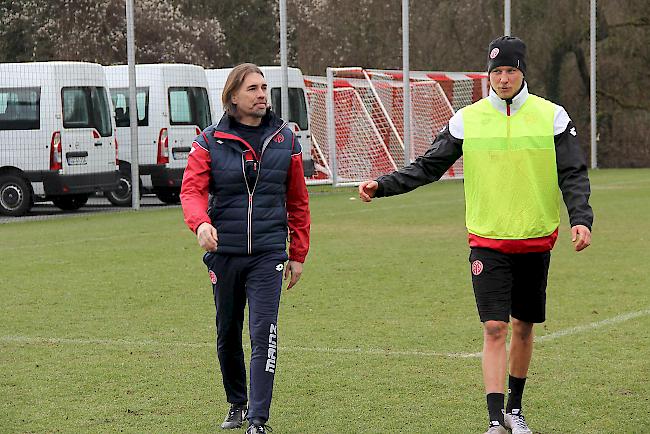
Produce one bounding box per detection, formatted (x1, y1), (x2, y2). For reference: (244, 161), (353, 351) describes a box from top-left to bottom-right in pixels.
(180, 142), (211, 233)
(286, 152), (310, 263)
(214, 131), (259, 160)
(468, 228), (559, 254)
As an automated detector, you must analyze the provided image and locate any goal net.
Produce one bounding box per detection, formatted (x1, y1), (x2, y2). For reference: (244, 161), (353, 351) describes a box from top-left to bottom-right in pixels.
(305, 68), (487, 185)
(303, 79), (398, 184)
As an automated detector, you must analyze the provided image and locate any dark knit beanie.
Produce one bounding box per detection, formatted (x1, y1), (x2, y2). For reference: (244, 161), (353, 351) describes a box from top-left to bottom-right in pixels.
(487, 36), (527, 75)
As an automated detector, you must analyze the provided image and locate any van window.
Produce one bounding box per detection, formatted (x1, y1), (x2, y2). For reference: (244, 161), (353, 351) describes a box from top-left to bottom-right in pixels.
(110, 88), (149, 127)
(0, 87), (40, 130)
(169, 87), (211, 130)
(270, 88), (309, 131)
(62, 87), (112, 137)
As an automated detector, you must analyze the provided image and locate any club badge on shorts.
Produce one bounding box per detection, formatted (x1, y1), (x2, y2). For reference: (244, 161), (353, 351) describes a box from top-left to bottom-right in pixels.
(209, 270), (217, 284)
(471, 260), (484, 276)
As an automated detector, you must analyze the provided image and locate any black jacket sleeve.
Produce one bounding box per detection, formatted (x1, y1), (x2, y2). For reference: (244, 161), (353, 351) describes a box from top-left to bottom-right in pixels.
(375, 127), (463, 197)
(555, 121), (594, 230)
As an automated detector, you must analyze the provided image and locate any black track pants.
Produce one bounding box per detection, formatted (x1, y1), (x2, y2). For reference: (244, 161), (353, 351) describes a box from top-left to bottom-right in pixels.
(203, 249), (288, 423)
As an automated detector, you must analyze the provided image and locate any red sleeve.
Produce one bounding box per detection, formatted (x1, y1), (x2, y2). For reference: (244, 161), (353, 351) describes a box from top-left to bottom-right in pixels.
(286, 152), (310, 263)
(180, 141), (212, 233)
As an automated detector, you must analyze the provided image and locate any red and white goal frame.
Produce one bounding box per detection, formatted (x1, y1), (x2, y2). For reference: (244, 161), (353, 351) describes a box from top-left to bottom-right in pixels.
(304, 67), (487, 186)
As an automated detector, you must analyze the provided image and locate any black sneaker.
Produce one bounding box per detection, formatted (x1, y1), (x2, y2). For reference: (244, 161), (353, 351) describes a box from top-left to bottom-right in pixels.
(220, 404), (247, 429)
(245, 422), (272, 434)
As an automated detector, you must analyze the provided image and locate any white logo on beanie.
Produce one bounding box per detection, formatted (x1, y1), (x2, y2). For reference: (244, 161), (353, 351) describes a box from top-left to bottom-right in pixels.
(490, 47), (499, 59)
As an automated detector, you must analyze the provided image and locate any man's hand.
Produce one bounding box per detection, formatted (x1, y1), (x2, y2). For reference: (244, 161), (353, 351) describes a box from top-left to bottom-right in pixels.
(571, 225), (591, 252)
(197, 222), (218, 252)
(284, 260), (303, 289)
(358, 180), (378, 202)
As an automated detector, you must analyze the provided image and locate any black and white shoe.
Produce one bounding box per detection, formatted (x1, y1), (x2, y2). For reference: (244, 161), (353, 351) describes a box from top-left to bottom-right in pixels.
(504, 409), (533, 434)
(245, 422), (272, 434)
(220, 404), (248, 429)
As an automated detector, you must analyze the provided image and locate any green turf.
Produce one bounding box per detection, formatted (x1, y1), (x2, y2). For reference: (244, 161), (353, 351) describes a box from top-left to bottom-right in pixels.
(1, 168), (649, 433)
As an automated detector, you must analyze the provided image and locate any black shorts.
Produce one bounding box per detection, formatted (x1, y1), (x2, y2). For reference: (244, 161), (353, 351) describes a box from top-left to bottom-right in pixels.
(469, 247), (551, 323)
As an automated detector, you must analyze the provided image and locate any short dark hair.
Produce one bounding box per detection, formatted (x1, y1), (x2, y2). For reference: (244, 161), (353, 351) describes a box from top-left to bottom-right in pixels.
(222, 63), (264, 116)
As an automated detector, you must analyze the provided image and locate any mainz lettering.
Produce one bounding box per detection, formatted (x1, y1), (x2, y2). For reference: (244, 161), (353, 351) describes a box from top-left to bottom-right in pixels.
(265, 323), (277, 373)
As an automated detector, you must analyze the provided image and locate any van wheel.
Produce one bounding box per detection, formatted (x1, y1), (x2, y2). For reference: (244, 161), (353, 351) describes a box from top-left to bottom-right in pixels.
(52, 194), (90, 211)
(155, 188), (180, 204)
(0, 175), (33, 216)
(105, 172), (133, 206)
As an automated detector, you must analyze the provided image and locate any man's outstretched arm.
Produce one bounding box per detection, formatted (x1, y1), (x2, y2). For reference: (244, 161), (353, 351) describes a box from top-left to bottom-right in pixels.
(360, 121), (464, 201)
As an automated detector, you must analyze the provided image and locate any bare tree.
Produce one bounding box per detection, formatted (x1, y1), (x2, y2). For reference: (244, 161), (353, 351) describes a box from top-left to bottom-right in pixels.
(0, 0), (228, 66)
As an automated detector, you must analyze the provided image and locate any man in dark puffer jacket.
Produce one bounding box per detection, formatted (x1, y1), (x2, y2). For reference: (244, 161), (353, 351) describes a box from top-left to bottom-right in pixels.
(181, 63), (310, 434)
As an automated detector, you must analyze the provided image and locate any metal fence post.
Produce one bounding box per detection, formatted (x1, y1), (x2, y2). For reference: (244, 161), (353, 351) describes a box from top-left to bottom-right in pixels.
(402, 0), (411, 164)
(126, 0), (140, 209)
(504, 0), (511, 36)
(279, 0), (289, 122)
(590, 0), (598, 169)
(326, 68), (338, 186)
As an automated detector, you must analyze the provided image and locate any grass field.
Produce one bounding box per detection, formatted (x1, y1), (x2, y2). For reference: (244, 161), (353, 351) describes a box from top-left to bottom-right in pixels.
(1, 168), (649, 433)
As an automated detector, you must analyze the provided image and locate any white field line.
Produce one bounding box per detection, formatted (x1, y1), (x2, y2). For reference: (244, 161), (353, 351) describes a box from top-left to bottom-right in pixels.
(2, 308), (649, 359)
(534, 308), (650, 343)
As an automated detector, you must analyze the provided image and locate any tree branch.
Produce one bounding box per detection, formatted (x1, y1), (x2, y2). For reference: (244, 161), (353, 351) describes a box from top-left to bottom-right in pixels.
(608, 17), (650, 29)
(597, 90), (650, 111)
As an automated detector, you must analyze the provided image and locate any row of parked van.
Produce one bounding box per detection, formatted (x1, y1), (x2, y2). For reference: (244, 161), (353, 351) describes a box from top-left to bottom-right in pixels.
(0, 62), (313, 216)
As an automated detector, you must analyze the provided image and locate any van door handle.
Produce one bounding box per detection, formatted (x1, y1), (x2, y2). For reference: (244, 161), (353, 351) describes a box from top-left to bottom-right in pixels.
(94, 141), (103, 146)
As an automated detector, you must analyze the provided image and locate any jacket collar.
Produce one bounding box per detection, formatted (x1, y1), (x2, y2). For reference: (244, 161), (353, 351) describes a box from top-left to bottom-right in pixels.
(487, 81), (529, 115)
(211, 109), (287, 160)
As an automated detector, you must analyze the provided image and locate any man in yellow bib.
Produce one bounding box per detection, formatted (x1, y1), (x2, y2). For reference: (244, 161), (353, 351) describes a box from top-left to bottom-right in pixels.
(359, 36), (593, 434)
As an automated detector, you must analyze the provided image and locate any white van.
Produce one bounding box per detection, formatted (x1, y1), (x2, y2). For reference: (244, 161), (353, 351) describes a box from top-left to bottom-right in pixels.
(104, 64), (213, 205)
(0, 62), (119, 216)
(205, 66), (314, 177)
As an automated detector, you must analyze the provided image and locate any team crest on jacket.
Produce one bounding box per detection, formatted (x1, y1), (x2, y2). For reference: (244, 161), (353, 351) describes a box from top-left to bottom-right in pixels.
(209, 270), (217, 284)
(471, 260), (484, 276)
(273, 134), (285, 143)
